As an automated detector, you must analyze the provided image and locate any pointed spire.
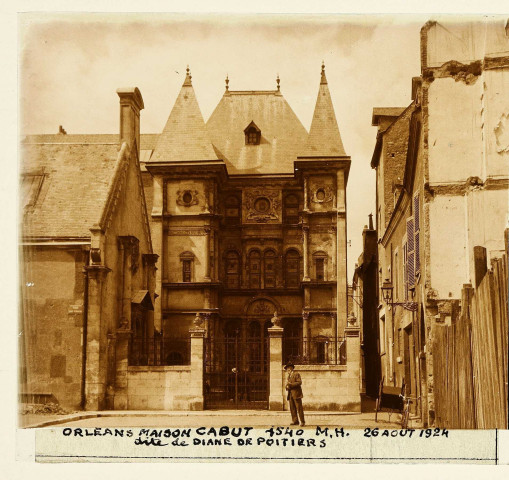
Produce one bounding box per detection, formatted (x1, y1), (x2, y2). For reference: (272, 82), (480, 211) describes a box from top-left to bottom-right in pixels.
(183, 65), (192, 86)
(225, 73), (229, 92)
(276, 74), (280, 91)
(150, 68), (219, 163)
(301, 62), (346, 157)
(320, 61), (327, 85)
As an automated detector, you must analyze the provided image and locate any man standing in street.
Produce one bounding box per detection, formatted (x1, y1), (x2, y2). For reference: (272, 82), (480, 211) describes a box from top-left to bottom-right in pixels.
(284, 362), (305, 426)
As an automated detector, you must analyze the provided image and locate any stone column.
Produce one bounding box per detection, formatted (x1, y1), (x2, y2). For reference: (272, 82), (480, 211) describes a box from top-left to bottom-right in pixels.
(204, 226), (211, 281)
(302, 311), (309, 358)
(268, 326), (284, 410)
(84, 265), (110, 411)
(189, 323), (206, 410)
(303, 176), (309, 211)
(345, 318), (361, 412)
(302, 225), (310, 281)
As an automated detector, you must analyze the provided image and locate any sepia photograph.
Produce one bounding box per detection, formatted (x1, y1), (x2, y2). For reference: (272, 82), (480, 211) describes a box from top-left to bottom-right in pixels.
(14, 8), (509, 464)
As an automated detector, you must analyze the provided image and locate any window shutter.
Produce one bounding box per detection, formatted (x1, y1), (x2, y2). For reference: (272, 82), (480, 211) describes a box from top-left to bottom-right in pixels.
(406, 217), (415, 289)
(414, 194), (420, 274)
(403, 241), (408, 300)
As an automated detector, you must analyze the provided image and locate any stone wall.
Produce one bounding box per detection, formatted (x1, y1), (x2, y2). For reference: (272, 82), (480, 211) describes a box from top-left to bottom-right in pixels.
(127, 366), (192, 410)
(282, 365), (360, 412)
(20, 246), (86, 410)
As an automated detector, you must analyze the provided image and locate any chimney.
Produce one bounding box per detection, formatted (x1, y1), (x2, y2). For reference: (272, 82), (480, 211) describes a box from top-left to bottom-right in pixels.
(116, 87), (144, 157)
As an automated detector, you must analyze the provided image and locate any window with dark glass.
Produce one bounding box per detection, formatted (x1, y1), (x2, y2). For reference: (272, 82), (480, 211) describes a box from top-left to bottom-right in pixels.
(225, 195), (240, 225)
(264, 250), (277, 288)
(244, 121), (261, 145)
(247, 322), (262, 372)
(284, 194), (299, 224)
(313, 252), (327, 281)
(283, 318), (302, 364)
(248, 250), (261, 288)
(182, 260), (192, 282)
(225, 250), (240, 288)
(180, 251), (194, 282)
(316, 258), (324, 280)
(285, 249), (300, 287)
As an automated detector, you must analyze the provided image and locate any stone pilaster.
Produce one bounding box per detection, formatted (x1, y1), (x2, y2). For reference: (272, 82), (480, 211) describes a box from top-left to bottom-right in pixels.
(268, 326), (284, 410)
(114, 329), (131, 410)
(302, 225), (310, 281)
(84, 265), (110, 411)
(189, 326), (206, 410)
(344, 319), (361, 412)
(336, 169), (347, 334)
(204, 226), (211, 281)
(302, 311), (309, 357)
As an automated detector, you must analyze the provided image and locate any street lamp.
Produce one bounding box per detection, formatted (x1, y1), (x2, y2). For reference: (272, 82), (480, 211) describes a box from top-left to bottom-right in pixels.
(381, 278), (393, 305)
(381, 278), (418, 311)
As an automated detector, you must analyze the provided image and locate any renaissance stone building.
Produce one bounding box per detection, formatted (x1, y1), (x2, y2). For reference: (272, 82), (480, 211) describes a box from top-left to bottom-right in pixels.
(136, 64), (356, 410)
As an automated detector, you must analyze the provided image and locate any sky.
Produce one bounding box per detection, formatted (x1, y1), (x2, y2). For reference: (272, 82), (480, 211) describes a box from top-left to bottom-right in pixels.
(19, 13), (424, 277)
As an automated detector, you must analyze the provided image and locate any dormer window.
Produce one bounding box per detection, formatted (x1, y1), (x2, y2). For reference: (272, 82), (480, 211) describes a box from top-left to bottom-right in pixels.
(244, 121), (261, 145)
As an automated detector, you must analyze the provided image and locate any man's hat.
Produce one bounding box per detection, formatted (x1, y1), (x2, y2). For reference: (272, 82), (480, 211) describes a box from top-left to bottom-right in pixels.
(284, 362), (295, 370)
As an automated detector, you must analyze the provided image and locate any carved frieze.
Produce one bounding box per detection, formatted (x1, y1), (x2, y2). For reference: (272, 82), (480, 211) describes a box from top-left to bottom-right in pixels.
(167, 227), (208, 236)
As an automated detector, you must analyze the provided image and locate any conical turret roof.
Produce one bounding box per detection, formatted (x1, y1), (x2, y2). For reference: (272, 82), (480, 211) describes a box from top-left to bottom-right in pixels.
(301, 63), (347, 157)
(150, 67), (219, 163)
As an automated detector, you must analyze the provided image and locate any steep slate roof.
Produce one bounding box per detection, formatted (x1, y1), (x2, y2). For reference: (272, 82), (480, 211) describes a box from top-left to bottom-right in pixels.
(300, 64), (347, 157)
(206, 90), (308, 174)
(149, 68), (219, 163)
(21, 141), (122, 239)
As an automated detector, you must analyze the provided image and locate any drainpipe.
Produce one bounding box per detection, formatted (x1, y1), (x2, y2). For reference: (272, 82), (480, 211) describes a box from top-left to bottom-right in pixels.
(81, 248), (90, 409)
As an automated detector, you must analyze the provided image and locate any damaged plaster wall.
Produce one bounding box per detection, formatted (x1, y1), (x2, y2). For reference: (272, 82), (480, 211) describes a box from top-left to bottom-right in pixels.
(424, 18), (509, 297)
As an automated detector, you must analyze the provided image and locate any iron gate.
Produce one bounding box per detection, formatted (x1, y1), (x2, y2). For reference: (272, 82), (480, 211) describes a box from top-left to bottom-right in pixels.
(204, 334), (269, 409)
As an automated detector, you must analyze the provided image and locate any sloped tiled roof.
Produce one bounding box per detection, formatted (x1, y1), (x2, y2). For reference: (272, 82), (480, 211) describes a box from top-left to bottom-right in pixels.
(150, 70), (219, 163)
(21, 140), (121, 239)
(23, 133), (158, 150)
(300, 65), (346, 158)
(206, 90), (308, 174)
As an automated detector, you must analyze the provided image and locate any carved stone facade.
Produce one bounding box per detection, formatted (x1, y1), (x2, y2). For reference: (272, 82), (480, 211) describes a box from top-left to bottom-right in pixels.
(143, 65), (352, 408)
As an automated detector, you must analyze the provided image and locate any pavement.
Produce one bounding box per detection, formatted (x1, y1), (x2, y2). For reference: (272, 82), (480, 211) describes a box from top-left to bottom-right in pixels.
(19, 409), (422, 430)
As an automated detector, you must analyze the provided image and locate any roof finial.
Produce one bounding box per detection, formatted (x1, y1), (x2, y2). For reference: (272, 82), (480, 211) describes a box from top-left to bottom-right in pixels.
(320, 61), (327, 85)
(276, 73), (280, 91)
(225, 73), (229, 92)
(183, 65), (192, 86)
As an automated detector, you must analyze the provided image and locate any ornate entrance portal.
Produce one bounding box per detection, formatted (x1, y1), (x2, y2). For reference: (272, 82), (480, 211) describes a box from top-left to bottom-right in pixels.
(204, 320), (270, 409)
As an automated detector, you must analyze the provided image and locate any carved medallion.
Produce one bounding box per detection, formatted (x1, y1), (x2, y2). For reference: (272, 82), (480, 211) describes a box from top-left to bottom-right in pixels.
(176, 189), (199, 207)
(311, 186), (334, 204)
(244, 189), (281, 223)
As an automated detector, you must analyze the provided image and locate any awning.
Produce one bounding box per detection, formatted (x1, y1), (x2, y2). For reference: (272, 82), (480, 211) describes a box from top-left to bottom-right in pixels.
(131, 290), (154, 310)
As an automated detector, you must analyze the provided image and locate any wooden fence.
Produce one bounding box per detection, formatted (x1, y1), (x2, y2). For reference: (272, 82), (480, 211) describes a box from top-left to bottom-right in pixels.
(433, 253), (508, 429)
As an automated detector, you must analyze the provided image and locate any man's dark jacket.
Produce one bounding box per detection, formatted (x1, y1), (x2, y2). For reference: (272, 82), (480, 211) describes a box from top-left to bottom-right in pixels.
(286, 371), (303, 400)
